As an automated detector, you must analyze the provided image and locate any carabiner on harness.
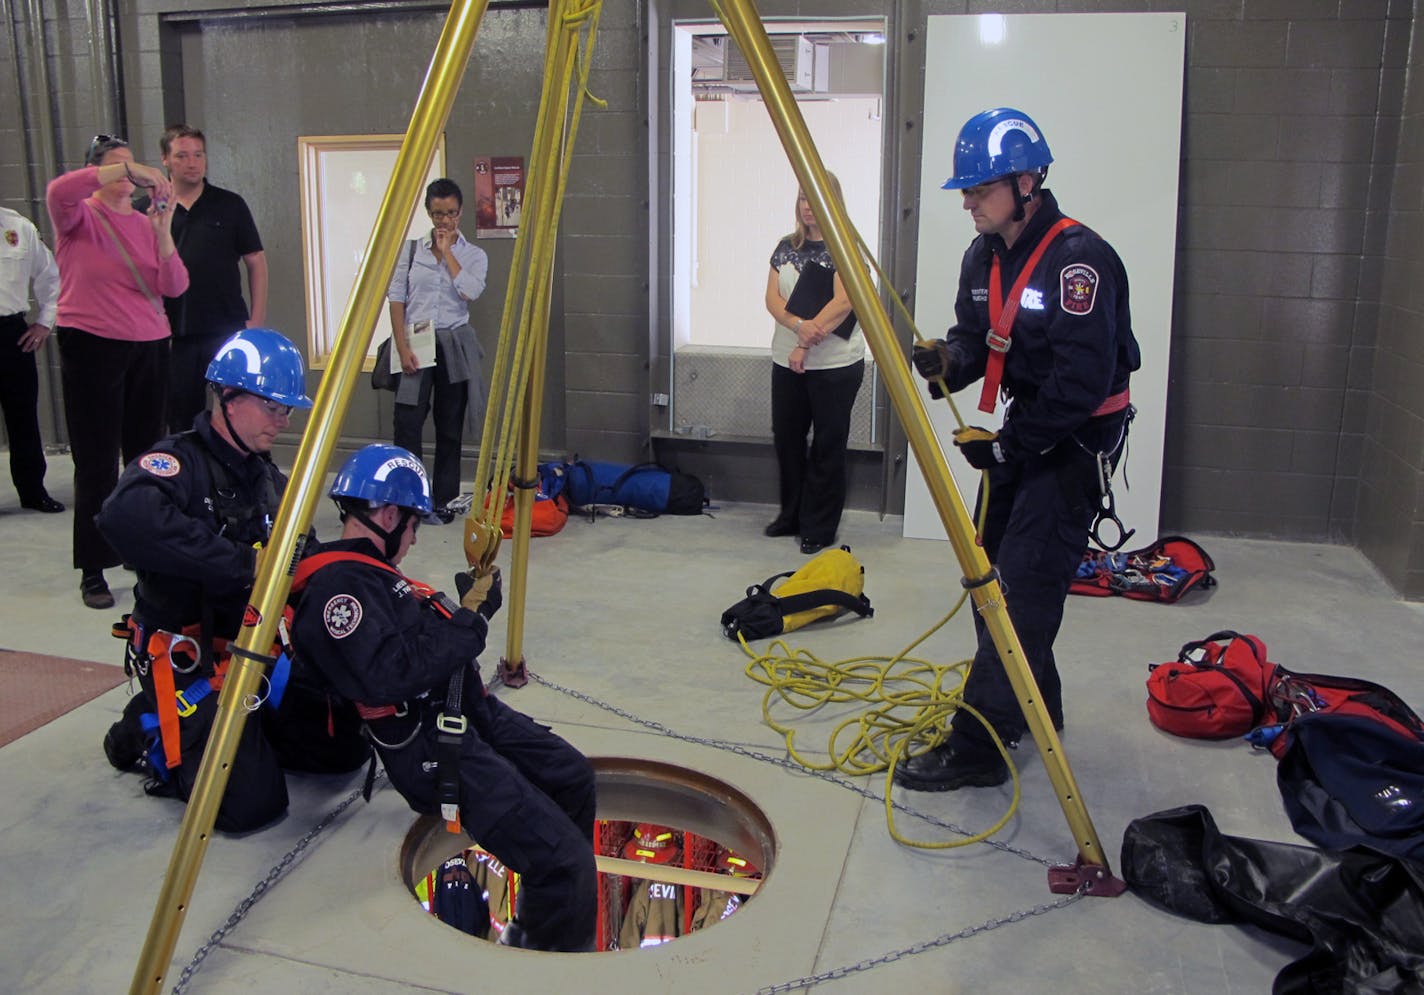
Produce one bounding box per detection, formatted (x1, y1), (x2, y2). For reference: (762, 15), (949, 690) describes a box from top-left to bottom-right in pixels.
(1090, 452), (1135, 552)
(1073, 405), (1135, 552)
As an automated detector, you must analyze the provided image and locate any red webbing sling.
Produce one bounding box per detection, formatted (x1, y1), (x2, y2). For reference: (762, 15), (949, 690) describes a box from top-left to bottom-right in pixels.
(980, 217), (1078, 414)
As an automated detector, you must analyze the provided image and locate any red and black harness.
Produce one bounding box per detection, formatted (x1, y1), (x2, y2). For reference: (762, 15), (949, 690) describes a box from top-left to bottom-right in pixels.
(291, 549), (474, 834)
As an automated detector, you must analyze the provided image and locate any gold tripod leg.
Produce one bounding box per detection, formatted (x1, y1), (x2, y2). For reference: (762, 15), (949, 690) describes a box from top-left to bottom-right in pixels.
(127, 4), (493, 993)
(487, 0), (598, 687)
(712, 0), (1124, 896)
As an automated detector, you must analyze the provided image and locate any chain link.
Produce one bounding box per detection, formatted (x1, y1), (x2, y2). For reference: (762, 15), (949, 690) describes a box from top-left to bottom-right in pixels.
(528, 672), (1058, 867)
(169, 772), (386, 995)
(753, 892), (1084, 994)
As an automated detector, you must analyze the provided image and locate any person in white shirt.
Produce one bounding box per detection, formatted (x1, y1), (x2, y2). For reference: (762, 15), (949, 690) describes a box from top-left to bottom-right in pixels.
(0, 206), (64, 513)
(385, 178), (489, 522)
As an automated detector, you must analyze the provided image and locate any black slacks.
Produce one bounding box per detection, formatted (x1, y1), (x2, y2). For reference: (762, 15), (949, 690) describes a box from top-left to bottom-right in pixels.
(770, 359), (864, 545)
(0, 312), (49, 501)
(393, 342), (469, 509)
(168, 331), (233, 433)
(56, 327), (169, 571)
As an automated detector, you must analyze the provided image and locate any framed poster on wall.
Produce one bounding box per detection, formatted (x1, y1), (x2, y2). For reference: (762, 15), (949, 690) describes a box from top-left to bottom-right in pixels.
(298, 134), (447, 368)
(472, 155), (525, 238)
(903, 12), (1185, 543)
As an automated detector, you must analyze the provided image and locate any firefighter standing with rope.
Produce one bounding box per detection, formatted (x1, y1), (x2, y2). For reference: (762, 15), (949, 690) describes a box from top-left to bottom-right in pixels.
(289, 444), (598, 951)
(899, 108), (1140, 791)
(98, 328), (370, 832)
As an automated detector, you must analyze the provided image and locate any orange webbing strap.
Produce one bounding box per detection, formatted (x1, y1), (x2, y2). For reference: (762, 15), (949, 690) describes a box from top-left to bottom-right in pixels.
(980, 217), (1079, 414)
(146, 632), (184, 770)
(144, 626), (230, 771)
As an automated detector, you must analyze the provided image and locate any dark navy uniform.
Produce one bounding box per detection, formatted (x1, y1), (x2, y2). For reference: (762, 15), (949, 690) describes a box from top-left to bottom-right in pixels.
(939, 189), (1140, 747)
(290, 539), (598, 951)
(97, 413), (367, 832)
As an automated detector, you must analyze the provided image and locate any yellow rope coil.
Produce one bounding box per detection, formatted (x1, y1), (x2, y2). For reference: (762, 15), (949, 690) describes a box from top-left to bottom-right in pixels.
(739, 587), (1022, 850)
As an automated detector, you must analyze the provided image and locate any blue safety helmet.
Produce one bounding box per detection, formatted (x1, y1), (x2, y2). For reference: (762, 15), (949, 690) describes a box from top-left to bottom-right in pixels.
(206, 328), (314, 409)
(942, 107), (1053, 190)
(329, 444), (433, 514)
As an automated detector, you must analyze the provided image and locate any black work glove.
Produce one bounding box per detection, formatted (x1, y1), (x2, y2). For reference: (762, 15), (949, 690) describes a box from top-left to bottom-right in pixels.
(912, 340), (953, 380)
(455, 566), (503, 620)
(952, 426), (1009, 470)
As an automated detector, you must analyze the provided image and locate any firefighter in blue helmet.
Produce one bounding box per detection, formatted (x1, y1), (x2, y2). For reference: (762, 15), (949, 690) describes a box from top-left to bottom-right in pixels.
(98, 328), (369, 832)
(901, 108), (1141, 791)
(289, 444), (598, 951)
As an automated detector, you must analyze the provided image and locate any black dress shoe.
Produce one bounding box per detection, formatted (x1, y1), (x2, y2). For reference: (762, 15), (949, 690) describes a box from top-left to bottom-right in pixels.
(800, 537), (829, 555)
(81, 572), (115, 610)
(763, 517), (798, 538)
(893, 740), (1008, 792)
(20, 493), (64, 513)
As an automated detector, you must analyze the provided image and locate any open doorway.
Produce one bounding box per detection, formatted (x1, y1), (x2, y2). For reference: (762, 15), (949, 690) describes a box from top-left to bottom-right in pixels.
(665, 18), (886, 445)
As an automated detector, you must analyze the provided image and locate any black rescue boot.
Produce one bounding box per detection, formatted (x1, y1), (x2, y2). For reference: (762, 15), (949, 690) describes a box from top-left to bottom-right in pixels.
(104, 694), (151, 772)
(103, 719), (145, 772)
(893, 737), (1008, 792)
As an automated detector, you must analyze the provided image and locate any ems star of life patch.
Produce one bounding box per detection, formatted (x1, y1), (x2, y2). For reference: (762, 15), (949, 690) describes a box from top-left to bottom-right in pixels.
(323, 594), (363, 638)
(139, 452), (182, 477)
(1060, 263), (1099, 315)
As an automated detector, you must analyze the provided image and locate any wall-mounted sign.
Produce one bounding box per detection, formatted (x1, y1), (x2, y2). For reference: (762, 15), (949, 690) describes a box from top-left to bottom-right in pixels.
(473, 155), (524, 238)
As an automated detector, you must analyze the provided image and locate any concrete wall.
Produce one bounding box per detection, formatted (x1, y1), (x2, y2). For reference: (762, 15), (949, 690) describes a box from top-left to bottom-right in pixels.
(4, 0), (1424, 597)
(1359, 0), (1424, 596)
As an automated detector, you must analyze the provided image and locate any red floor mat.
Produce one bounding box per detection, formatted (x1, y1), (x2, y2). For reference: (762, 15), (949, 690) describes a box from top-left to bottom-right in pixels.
(0, 650), (124, 748)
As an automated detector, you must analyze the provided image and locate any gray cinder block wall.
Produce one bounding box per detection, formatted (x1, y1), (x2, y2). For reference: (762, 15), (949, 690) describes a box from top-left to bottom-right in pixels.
(3, 0), (1423, 598)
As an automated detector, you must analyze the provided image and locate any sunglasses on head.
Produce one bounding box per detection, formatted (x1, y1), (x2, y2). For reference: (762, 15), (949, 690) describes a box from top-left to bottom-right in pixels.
(86, 133), (129, 166)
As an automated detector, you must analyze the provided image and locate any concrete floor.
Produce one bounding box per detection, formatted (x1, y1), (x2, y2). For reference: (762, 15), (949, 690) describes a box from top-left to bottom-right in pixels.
(3, 454), (1423, 994)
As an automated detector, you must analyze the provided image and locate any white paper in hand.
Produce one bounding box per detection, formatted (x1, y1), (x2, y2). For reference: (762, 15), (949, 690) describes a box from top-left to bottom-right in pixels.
(405, 319), (438, 370)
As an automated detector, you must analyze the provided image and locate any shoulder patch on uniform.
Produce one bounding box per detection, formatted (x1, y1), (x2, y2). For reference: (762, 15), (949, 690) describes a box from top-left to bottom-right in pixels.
(1060, 264), (1098, 315)
(139, 452), (182, 477)
(323, 594), (363, 639)
(4, 229), (18, 247)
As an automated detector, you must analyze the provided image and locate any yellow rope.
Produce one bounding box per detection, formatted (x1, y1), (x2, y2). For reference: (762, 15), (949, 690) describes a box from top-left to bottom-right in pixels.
(739, 590), (1021, 850)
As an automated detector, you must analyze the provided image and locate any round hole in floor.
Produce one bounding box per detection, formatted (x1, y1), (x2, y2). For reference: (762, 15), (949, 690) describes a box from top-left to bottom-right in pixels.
(400, 756), (775, 951)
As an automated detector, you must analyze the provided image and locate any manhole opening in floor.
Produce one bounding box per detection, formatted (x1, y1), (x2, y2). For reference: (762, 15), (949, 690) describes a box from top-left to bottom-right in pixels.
(400, 756), (774, 951)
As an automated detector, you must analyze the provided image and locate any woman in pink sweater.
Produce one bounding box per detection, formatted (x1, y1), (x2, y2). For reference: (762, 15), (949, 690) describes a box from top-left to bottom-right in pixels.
(46, 135), (188, 609)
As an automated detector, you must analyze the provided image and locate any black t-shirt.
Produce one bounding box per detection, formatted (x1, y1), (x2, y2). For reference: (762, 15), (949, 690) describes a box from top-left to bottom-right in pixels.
(163, 182), (263, 339)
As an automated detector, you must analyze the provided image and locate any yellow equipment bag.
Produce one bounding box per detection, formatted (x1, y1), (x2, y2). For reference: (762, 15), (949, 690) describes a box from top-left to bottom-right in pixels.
(720, 546), (873, 641)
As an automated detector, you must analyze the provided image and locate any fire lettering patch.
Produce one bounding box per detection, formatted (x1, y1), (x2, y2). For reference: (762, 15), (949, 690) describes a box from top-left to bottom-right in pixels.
(323, 594), (363, 638)
(1060, 264), (1099, 315)
(139, 452), (182, 477)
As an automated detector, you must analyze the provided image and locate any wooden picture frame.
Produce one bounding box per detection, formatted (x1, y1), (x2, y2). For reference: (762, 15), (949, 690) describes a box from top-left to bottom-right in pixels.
(297, 134), (447, 369)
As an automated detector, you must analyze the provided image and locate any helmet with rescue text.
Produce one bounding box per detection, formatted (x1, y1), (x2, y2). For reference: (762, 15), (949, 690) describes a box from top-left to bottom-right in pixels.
(941, 107), (1053, 190)
(329, 444), (433, 515)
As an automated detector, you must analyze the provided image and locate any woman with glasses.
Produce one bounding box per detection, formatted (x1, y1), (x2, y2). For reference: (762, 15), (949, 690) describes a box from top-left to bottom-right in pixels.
(384, 177), (489, 523)
(46, 134), (188, 609)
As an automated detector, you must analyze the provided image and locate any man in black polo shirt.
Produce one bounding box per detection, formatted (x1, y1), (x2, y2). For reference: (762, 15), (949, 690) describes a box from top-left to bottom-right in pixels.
(160, 123), (268, 433)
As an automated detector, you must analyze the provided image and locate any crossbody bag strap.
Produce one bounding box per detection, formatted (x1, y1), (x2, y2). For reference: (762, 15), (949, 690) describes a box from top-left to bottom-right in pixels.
(87, 201), (165, 316)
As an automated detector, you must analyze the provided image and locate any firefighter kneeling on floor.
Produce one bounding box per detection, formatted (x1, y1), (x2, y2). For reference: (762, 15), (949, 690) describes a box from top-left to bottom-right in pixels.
(98, 328), (370, 833)
(289, 444), (598, 952)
